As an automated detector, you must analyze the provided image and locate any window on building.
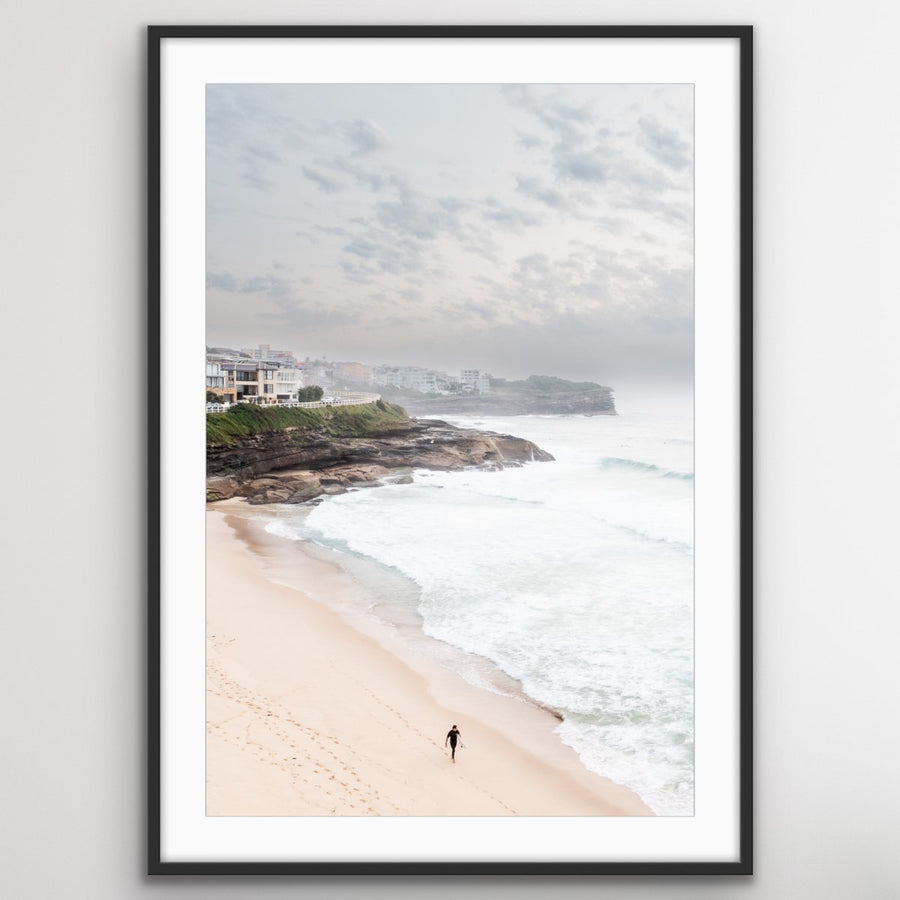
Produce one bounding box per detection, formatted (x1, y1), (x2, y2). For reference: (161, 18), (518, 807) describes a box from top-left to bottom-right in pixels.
(264, 384), (274, 394)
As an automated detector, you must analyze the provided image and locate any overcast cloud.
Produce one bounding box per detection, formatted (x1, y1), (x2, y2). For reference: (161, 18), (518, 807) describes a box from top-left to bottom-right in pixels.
(207, 83), (693, 385)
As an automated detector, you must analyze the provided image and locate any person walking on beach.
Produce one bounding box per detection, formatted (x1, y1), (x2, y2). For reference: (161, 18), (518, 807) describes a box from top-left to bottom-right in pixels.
(445, 725), (463, 763)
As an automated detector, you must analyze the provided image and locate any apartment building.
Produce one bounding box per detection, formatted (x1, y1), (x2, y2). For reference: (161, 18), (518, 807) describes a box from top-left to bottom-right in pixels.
(241, 343), (297, 367)
(376, 366), (438, 393)
(206, 362), (225, 390)
(220, 361), (280, 405)
(274, 368), (304, 402)
(205, 361), (236, 402)
(460, 369), (491, 393)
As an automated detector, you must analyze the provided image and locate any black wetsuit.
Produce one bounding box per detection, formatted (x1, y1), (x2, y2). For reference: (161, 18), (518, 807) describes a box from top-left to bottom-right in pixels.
(447, 730), (461, 759)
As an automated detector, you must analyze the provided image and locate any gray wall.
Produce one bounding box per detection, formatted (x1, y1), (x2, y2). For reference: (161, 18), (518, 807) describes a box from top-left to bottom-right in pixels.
(2, 1), (899, 897)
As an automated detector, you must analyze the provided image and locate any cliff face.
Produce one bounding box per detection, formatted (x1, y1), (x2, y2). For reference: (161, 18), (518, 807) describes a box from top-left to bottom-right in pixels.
(207, 418), (553, 505)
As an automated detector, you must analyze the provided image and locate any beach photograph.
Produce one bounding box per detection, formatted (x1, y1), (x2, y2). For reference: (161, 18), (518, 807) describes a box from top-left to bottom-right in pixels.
(14, 3), (900, 893)
(204, 82), (694, 820)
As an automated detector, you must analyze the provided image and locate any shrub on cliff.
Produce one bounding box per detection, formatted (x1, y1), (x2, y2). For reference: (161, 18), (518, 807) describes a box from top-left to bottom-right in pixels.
(206, 400), (409, 445)
(297, 385), (324, 402)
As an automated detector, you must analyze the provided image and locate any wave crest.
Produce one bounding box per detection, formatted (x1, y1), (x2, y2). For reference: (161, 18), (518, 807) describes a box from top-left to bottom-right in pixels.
(598, 457), (693, 481)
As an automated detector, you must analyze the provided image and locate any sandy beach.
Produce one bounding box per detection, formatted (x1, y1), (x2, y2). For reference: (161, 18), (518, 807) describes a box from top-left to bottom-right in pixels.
(206, 500), (652, 817)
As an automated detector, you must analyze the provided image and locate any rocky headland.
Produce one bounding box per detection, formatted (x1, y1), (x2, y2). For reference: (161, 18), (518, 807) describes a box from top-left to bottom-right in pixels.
(207, 417), (554, 505)
(380, 375), (617, 417)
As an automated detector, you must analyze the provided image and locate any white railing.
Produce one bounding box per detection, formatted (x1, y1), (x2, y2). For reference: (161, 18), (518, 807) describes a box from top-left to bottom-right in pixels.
(206, 392), (381, 415)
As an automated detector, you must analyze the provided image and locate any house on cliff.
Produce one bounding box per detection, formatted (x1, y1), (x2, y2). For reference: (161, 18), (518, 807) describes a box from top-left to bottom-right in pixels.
(219, 360), (283, 405)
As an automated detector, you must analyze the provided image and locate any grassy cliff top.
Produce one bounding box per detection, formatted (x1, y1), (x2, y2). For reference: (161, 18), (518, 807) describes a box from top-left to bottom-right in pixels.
(206, 399), (410, 445)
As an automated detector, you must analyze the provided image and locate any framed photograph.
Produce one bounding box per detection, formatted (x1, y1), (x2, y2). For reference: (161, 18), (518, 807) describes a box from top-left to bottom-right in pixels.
(149, 25), (752, 874)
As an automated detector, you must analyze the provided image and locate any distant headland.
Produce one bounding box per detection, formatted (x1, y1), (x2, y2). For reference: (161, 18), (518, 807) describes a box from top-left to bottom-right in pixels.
(380, 375), (617, 417)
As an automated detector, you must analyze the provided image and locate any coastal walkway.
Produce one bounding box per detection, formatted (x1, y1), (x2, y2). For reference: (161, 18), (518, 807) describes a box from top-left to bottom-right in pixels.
(206, 391), (381, 415)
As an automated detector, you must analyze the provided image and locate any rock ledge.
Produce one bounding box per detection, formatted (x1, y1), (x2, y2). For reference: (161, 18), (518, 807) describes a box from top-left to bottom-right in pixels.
(207, 418), (553, 505)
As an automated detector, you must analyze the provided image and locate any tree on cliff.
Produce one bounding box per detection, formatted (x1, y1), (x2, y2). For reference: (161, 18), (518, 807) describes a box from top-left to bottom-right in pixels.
(297, 385), (324, 402)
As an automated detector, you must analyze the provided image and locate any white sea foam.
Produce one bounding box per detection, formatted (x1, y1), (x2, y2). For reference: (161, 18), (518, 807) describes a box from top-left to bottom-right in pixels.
(266, 409), (694, 815)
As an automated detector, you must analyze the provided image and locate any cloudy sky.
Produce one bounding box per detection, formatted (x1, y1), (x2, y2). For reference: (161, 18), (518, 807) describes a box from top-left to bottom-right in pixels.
(207, 83), (693, 385)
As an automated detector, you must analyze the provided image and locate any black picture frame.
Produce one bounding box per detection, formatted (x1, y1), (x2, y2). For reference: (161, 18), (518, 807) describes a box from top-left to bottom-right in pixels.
(149, 24), (752, 876)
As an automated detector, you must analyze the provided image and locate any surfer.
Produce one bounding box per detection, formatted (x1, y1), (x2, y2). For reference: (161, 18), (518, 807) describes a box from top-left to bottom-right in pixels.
(445, 725), (463, 762)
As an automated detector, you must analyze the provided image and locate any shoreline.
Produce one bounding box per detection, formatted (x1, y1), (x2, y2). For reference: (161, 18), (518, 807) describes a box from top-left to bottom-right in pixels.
(206, 499), (653, 816)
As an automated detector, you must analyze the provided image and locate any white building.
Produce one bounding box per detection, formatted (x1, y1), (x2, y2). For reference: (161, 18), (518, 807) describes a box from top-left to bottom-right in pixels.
(460, 369), (491, 393)
(401, 368), (438, 393)
(274, 368), (304, 402)
(376, 366), (438, 393)
(206, 362), (225, 390)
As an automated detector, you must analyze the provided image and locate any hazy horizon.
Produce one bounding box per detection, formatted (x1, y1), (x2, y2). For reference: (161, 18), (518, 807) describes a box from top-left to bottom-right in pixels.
(207, 83), (693, 388)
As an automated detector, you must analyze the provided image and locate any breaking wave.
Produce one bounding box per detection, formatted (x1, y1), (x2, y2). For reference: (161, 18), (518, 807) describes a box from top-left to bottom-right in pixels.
(598, 457), (694, 481)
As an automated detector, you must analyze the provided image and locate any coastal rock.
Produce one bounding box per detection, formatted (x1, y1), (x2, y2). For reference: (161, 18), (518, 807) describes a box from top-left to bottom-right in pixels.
(246, 487), (293, 505)
(319, 463), (390, 486)
(241, 471), (324, 505)
(207, 419), (553, 505)
(286, 483), (324, 504)
(206, 475), (241, 502)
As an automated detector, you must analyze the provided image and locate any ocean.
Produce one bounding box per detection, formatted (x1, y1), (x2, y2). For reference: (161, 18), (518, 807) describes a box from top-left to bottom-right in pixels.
(265, 403), (694, 816)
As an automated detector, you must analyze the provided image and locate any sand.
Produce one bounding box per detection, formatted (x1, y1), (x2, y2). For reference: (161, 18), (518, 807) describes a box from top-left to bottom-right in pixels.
(206, 500), (652, 817)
